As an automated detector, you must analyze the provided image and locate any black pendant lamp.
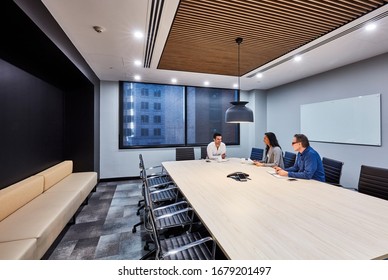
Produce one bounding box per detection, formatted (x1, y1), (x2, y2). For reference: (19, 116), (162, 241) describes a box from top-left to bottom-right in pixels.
(225, 37), (254, 123)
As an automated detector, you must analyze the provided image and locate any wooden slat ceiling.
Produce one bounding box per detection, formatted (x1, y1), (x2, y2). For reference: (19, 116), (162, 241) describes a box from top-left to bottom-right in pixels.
(158, 0), (388, 76)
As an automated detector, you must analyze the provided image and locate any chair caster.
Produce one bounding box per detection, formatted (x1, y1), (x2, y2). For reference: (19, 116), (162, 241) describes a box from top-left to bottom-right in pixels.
(132, 227), (137, 233)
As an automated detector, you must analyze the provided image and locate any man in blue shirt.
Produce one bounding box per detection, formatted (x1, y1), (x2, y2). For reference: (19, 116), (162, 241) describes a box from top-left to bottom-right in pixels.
(275, 134), (325, 182)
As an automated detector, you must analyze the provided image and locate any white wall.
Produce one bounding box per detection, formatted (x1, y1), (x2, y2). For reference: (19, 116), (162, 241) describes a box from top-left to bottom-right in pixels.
(266, 52), (388, 189)
(100, 54), (388, 186)
(100, 82), (262, 179)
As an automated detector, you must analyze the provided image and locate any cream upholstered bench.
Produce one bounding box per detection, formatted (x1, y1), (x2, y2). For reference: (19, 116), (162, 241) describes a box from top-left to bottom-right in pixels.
(0, 161), (97, 260)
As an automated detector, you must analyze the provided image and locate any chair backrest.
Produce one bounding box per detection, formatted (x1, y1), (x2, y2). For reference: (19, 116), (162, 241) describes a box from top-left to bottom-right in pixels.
(176, 147), (195, 161)
(139, 153), (146, 180)
(139, 153), (145, 170)
(250, 148), (264, 161)
(200, 146), (207, 159)
(358, 165), (388, 201)
(322, 157), (344, 186)
(283, 151), (296, 168)
(143, 179), (162, 257)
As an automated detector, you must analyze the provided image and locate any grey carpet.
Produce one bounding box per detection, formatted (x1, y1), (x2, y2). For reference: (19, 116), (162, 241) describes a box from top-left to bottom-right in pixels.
(45, 180), (148, 260)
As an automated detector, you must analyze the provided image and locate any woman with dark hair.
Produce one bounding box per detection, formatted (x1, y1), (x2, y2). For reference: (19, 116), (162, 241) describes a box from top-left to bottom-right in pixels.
(254, 132), (284, 168)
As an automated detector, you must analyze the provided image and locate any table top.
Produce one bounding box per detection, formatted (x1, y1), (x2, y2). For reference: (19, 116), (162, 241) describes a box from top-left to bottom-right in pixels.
(162, 158), (388, 260)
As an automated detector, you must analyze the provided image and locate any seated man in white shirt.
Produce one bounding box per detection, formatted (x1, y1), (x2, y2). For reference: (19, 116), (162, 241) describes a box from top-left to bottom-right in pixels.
(207, 132), (226, 160)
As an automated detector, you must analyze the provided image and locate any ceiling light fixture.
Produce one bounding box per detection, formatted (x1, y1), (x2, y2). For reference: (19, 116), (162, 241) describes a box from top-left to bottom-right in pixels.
(225, 37), (254, 123)
(365, 22), (377, 31)
(134, 31), (143, 39)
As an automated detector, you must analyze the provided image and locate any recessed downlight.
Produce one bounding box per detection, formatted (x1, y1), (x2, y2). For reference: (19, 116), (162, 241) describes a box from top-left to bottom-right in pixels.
(365, 22), (377, 31)
(294, 55), (302, 62)
(134, 31), (143, 39)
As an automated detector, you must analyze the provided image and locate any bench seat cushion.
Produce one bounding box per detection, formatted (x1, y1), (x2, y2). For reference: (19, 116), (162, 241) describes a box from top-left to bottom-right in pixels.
(0, 171), (97, 259)
(45, 172), (97, 201)
(0, 239), (37, 260)
(0, 190), (82, 259)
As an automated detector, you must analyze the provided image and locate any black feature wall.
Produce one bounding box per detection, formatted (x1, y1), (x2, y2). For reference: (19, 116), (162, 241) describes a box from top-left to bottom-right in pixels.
(0, 59), (64, 188)
(0, 1), (100, 189)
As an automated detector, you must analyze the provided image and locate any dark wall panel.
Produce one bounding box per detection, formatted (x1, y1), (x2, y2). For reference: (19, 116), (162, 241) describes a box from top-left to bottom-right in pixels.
(0, 59), (64, 189)
(64, 84), (95, 172)
(0, 1), (100, 190)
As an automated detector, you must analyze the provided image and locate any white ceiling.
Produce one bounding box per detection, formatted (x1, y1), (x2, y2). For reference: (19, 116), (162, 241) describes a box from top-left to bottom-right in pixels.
(42, 0), (388, 90)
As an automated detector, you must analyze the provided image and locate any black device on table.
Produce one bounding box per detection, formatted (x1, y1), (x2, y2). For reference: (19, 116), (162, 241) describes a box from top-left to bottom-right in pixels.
(227, 172), (249, 182)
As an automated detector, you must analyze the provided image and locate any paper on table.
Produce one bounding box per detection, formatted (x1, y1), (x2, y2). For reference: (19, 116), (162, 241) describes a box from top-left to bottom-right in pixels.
(267, 169), (288, 179)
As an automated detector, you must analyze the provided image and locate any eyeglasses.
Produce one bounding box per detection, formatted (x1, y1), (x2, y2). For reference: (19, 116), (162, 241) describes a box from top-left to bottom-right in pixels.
(291, 141), (300, 145)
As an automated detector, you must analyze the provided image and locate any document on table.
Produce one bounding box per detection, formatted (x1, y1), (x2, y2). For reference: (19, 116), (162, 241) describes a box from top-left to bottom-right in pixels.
(267, 169), (288, 179)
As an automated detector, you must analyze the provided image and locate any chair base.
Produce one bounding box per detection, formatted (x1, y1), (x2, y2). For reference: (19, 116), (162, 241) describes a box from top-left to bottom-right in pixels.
(132, 221), (143, 233)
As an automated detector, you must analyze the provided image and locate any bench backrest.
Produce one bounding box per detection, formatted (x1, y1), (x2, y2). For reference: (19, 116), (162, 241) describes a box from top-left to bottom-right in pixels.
(0, 176), (44, 222)
(37, 160), (73, 191)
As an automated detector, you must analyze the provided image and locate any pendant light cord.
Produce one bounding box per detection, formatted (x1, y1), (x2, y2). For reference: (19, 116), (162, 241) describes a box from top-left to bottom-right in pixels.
(235, 37), (243, 93)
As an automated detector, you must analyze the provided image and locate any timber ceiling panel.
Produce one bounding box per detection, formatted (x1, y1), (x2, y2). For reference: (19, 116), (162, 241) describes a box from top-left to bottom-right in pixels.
(158, 0), (388, 76)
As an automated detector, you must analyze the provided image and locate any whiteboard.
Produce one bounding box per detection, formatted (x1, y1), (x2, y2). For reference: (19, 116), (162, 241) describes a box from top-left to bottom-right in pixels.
(300, 94), (381, 146)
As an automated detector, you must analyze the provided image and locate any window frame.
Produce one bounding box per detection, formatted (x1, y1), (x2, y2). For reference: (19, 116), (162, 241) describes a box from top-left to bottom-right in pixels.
(119, 81), (240, 149)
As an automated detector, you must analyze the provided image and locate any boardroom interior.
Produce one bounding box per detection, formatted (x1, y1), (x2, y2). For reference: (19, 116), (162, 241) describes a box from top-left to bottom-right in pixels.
(1, 0), (388, 260)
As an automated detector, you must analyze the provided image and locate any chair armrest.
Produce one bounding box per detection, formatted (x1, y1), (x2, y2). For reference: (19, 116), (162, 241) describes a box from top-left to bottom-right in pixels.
(153, 200), (188, 211)
(149, 185), (177, 194)
(149, 181), (174, 189)
(161, 237), (214, 259)
(145, 165), (167, 176)
(154, 207), (193, 220)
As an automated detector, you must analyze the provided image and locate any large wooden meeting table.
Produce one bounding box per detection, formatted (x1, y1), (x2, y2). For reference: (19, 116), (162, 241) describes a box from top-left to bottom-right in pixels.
(162, 158), (388, 260)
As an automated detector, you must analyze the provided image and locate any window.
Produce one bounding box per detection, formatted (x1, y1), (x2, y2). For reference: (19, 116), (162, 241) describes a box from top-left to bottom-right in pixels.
(124, 102), (134, 110)
(186, 87), (238, 145)
(141, 102), (149, 110)
(141, 115), (149, 124)
(141, 88), (149, 96)
(124, 115), (134, 123)
(119, 81), (238, 148)
(141, 128), (149, 136)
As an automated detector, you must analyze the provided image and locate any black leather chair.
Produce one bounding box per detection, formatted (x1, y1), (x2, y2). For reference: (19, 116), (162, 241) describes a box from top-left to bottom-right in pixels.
(200, 146), (207, 159)
(250, 148), (264, 161)
(283, 151), (296, 168)
(176, 147), (195, 161)
(358, 165), (388, 201)
(322, 157), (344, 186)
(132, 154), (178, 233)
(142, 195), (216, 260)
